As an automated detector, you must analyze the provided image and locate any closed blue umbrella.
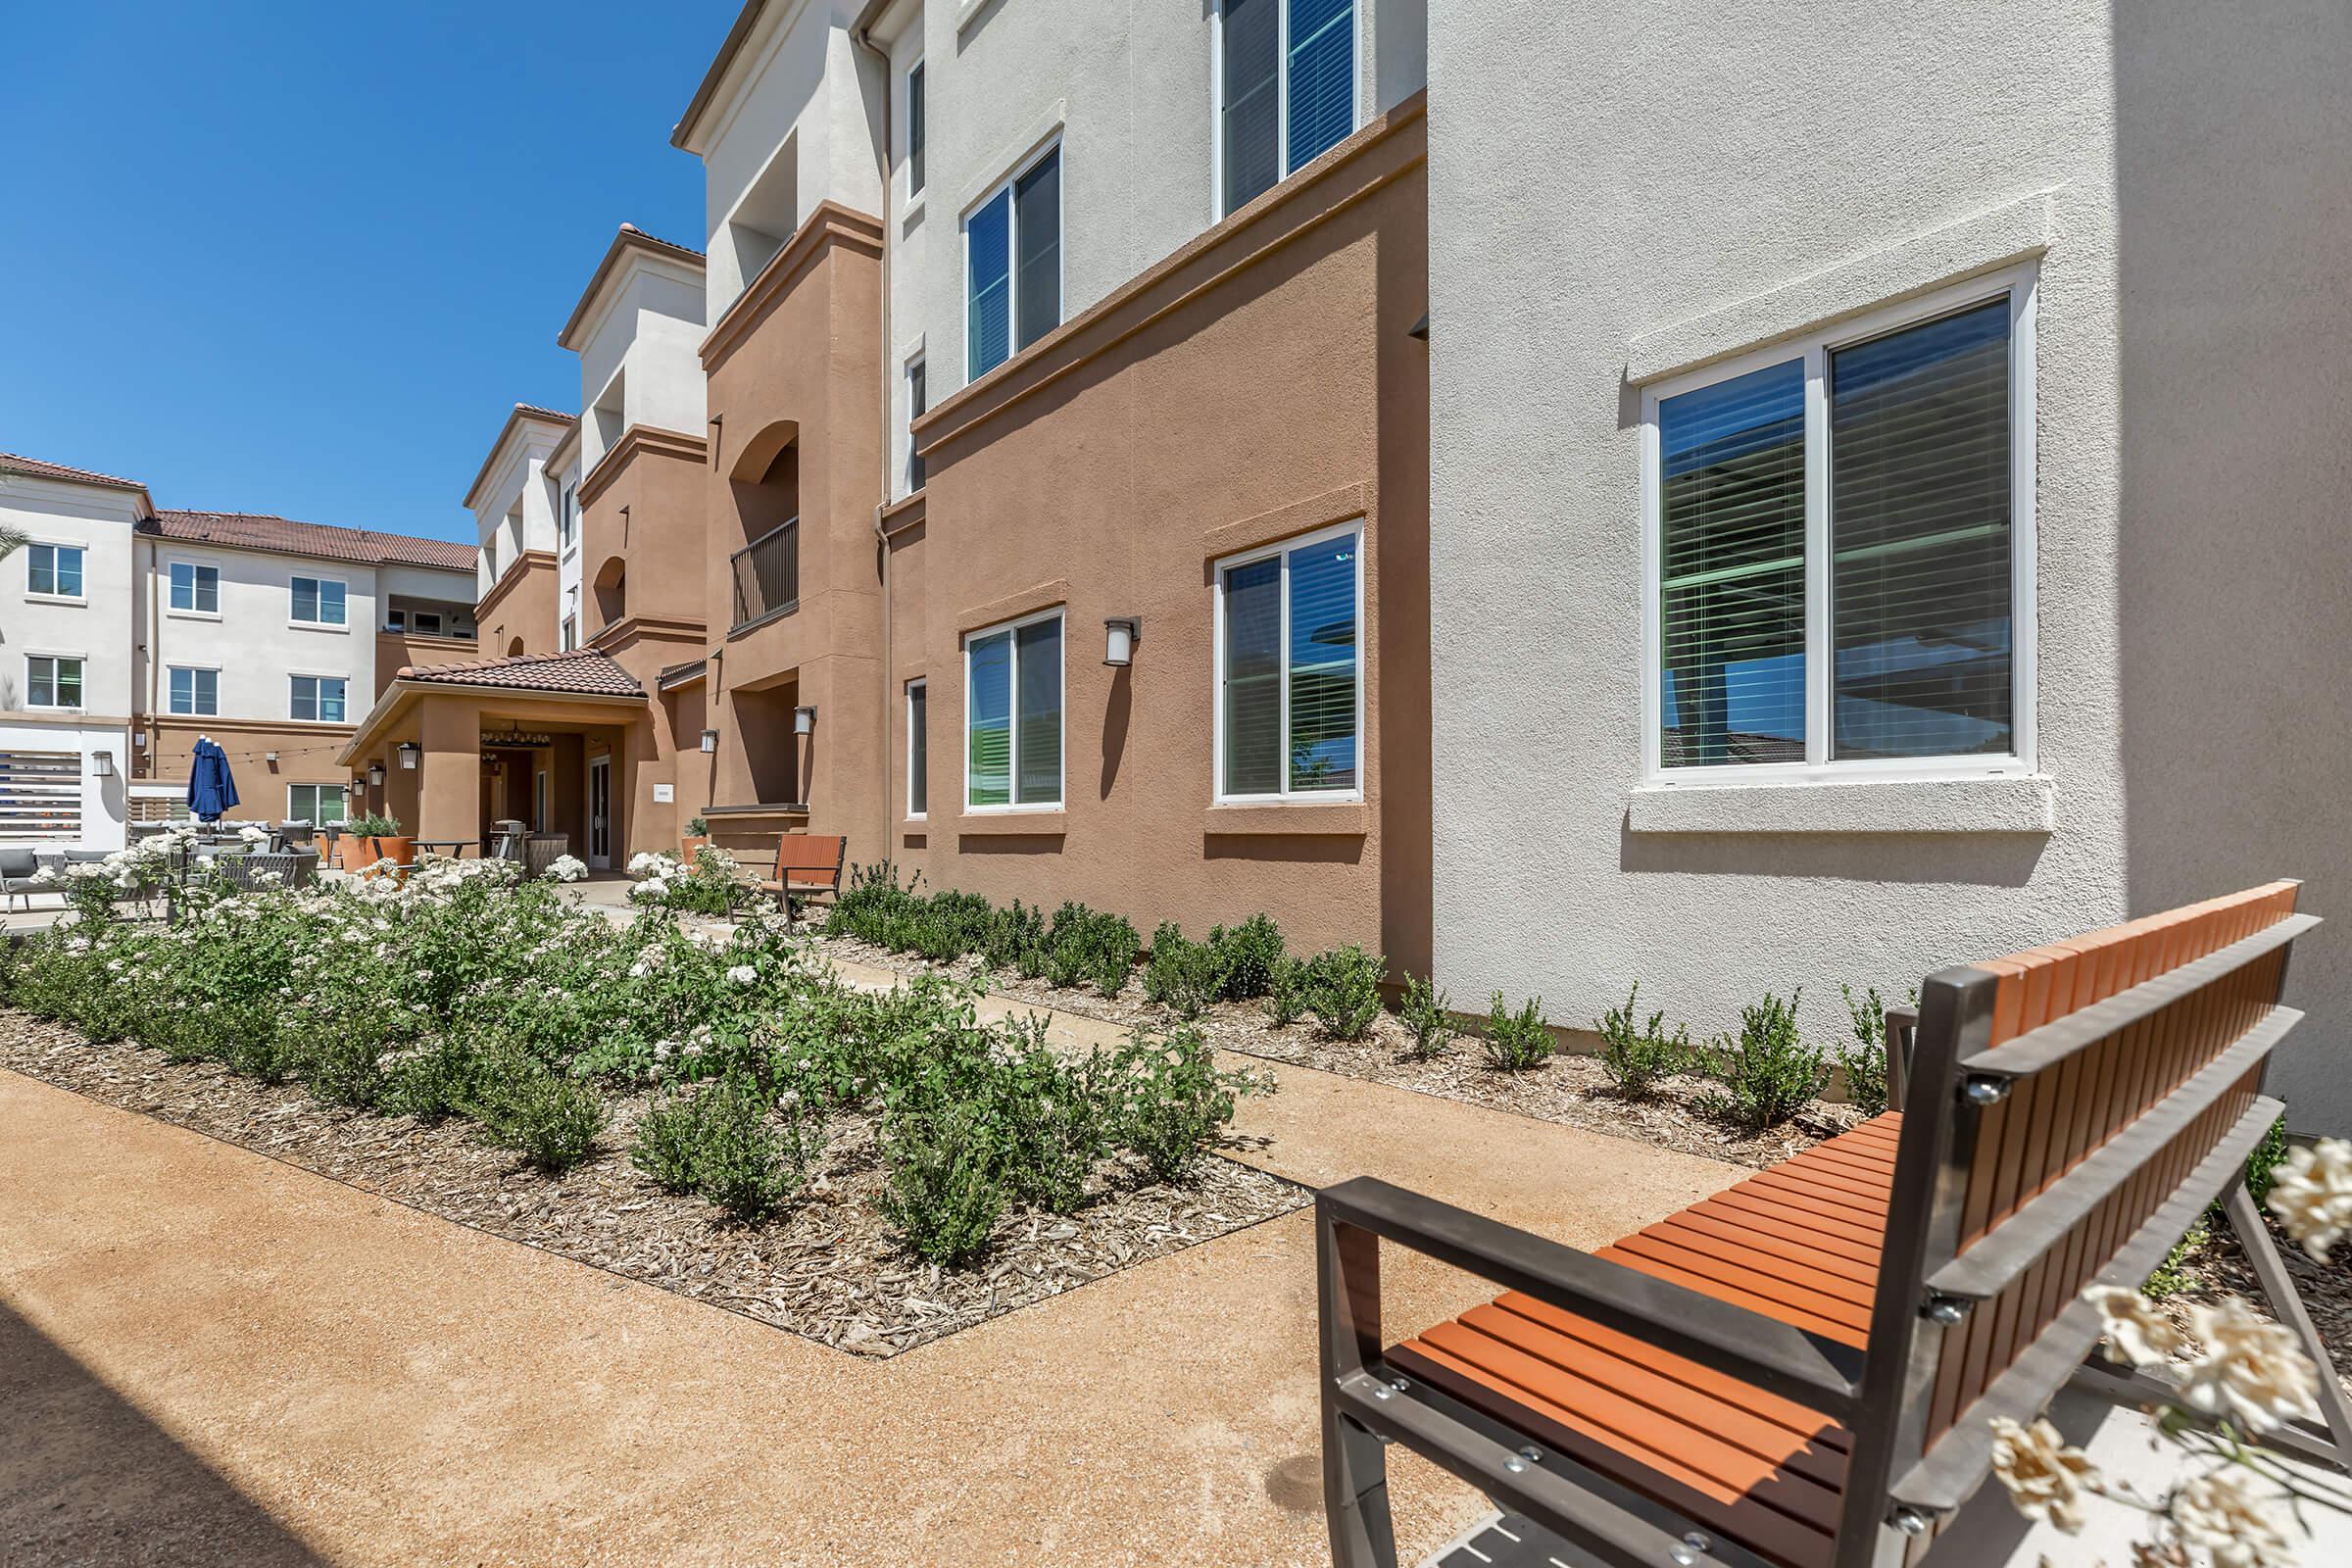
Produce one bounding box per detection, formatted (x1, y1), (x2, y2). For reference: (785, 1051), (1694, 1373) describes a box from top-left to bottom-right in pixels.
(188, 736), (240, 823)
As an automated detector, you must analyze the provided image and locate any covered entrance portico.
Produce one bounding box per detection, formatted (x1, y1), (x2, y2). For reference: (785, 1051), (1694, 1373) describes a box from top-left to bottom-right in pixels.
(338, 650), (671, 860)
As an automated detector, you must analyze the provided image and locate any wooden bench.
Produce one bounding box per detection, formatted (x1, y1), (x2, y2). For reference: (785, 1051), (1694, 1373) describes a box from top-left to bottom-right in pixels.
(752, 833), (846, 916)
(1318, 882), (2352, 1568)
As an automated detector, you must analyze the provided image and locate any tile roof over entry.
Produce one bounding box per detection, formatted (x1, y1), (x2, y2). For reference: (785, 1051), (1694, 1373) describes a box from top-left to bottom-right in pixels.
(143, 511), (477, 572)
(0, 451), (150, 492)
(398, 648), (643, 698)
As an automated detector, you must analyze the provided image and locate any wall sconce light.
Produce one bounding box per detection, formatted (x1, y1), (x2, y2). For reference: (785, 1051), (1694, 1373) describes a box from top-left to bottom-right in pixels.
(396, 741), (421, 770)
(264, 751), (279, 763)
(89, 750), (115, 778)
(700, 728), (719, 754)
(367, 762), (387, 787)
(794, 706), (817, 736)
(1103, 617), (1140, 667)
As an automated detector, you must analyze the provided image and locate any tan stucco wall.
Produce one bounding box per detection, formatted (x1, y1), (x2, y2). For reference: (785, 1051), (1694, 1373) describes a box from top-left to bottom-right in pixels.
(144, 716), (357, 823)
(578, 428), (710, 640)
(474, 552), (561, 660)
(892, 102), (1432, 970)
(374, 631), (486, 693)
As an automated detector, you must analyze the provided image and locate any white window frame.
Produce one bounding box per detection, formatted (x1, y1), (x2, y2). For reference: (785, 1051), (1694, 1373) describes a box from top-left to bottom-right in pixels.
(24, 541), (87, 603)
(902, 352), (928, 497)
(1209, 0), (1365, 221)
(25, 653), (86, 710)
(1210, 517), (1367, 806)
(961, 134), (1064, 384)
(289, 573), (349, 629)
(168, 560), (220, 617)
(560, 482), (579, 557)
(289, 672), (350, 724)
(961, 607), (1064, 813)
(1638, 265), (2038, 788)
(905, 58), (926, 204)
(906, 676), (928, 820)
(167, 664), (220, 718)
(287, 782), (348, 824)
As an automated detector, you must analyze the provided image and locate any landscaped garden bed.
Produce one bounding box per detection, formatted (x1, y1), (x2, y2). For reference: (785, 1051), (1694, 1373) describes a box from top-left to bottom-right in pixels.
(0, 840), (1297, 1355)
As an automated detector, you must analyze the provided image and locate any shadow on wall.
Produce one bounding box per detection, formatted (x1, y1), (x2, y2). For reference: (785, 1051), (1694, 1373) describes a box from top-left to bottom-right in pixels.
(2114, 1), (2352, 1134)
(0, 1301), (324, 1565)
(1618, 817), (2049, 888)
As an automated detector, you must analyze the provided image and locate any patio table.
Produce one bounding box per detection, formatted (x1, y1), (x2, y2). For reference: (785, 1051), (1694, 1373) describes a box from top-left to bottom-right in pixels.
(414, 839), (479, 858)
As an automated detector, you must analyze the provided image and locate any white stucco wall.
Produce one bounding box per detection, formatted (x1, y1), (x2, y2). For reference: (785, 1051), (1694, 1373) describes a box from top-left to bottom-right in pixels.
(1426, 1), (2352, 1132)
(0, 713), (128, 850)
(0, 473), (140, 718)
(469, 417), (567, 627)
(143, 542), (379, 733)
(572, 251), (709, 475)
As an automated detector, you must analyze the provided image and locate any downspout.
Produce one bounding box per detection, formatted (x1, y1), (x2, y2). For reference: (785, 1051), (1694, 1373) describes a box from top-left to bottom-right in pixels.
(852, 0), (895, 859)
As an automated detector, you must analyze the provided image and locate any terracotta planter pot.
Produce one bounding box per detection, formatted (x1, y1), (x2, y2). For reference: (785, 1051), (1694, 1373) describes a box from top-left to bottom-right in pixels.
(357, 836), (416, 882)
(681, 835), (710, 860)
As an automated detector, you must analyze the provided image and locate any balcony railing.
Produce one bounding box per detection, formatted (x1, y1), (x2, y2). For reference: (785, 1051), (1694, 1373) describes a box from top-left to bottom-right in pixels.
(730, 516), (800, 630)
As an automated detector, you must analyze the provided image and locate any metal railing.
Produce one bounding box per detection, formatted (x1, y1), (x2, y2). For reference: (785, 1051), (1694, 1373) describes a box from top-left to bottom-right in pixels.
(730, 516), (800, 630)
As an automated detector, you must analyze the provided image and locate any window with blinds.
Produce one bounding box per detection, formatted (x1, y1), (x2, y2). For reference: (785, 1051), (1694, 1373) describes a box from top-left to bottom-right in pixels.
(292, 575), (347, 626)
(906, 679), (928, 817)
(1219, 0), (1356, 217)
(169, 665), (218, 717)
(966, 612), (1062, 808)
(965, 143), (1061, 380)
(1218, 523), (1361, 799)
(1648, 278), (2028, 775)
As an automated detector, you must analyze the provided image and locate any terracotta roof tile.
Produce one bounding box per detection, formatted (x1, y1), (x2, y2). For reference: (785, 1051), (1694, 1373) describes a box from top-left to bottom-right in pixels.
(0, 450), (148, 492)
(617, 222), (704, 259)
(399, 648), (642, 698)
(142, 511), (475, 572)
(512, 404), (577, 424)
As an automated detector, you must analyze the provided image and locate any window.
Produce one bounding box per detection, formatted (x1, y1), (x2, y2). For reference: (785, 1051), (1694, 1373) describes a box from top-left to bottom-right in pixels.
(905, 356), (928, 493)
(27, 544), (84, 598)
(1644, 274), (2033, 778)
(291, 674), (348, 723)
(384, 607), (406, 633)
(1215, 522), (1362, 799)
(965, 142), (1061, 380)
(169, 665), (219, 716)
(906, 62), (926, 197)
(964, 611), (1062, 809)
(412, 611), (443, 636)
(26, 655), (82, 709)
(1218, 0), (1355, 216)
(170, 562), (220, 613)
(291, 575), (347, 626)
(560, 484), (578, 552)
(288, 783), (348, 825)
(906, 678), (929, 818)
(562, 614), (578, 652)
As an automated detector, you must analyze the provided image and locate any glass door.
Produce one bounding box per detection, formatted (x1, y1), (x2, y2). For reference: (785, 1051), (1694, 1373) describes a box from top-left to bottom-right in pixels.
(587, 756), (611, 868)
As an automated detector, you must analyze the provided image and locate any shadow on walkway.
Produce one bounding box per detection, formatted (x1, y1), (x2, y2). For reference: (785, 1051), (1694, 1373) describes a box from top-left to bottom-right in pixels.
(0, 1302), (321, 1567)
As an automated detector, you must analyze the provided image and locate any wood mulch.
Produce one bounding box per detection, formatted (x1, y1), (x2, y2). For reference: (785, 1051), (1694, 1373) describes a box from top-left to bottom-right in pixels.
(2160, 1213), (2352, 1394)
(0, 1008), (1305, 1359)
(810, 933), (1864, 1171)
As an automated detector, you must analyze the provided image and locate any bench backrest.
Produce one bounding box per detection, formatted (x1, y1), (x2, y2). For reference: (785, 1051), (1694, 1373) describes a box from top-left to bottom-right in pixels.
(1851, 881), (2312, 1552)
(772, 834), (846, 886)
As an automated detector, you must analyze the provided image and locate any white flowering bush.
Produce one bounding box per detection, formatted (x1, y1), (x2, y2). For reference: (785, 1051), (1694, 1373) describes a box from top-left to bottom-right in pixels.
(1, 863), (1268, 1263)
(626, 845), (742, 914)
(544, 854), (588, 883)
(1984, 1282), (2345, 1565)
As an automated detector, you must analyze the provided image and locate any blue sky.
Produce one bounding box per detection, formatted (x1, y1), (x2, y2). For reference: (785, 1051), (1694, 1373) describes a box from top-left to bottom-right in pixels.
(1, 2), (724, 545)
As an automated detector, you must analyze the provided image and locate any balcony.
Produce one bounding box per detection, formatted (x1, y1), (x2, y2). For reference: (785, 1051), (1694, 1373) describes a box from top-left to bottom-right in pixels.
(730, 516), (800, 632)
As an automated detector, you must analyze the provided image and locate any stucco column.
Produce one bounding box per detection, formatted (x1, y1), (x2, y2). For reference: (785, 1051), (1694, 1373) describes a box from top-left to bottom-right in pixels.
(416, 697), (482, 843)
(801, 651), (885, 865)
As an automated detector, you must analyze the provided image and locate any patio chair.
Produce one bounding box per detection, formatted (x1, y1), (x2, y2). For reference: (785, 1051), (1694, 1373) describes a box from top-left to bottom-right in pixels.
(209, 849), (319, 892)
(0, 847), (44, 911)
(278, 819), (315, 847)
(1316, 882), (2352, 1568)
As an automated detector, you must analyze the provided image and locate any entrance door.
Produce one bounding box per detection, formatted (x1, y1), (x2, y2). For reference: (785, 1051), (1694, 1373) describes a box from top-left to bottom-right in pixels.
(587, 756), (612, 868)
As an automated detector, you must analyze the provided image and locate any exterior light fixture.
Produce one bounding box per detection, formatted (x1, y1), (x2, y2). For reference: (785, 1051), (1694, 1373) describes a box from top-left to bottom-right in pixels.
(89, 749), (115, 778)
(264, 751), (279, 763)
(367, 762), (387, 787)
(700, 728), (719, 754)
(794, 706), (817, 736)
(396, 742), (420, 769)
(1102, 617), (1140, 667)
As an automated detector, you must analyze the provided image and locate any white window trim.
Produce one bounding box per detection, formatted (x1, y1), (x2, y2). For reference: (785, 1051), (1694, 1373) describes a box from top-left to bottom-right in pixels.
(288, 782), (348, 822)
(961, 607), (1065, 813)
(24, 652), (87, 710)
(1211, 517), (1367, 806)
(24, 540), (89, 604)
(288, 671), (351, 725)
(1637, 264), (2039, 788)
(960, 134), (1064, 385)
(167, 559), (222, 619)
(289, 573), (350, 631)
(1209, 0), (1365, 222)
(906, 676), (929, 820)
(167, 663), (221, 718)
(904, 57), (926, 206)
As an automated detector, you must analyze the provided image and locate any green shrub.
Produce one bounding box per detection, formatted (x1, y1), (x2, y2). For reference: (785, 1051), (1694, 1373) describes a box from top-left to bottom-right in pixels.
(1145, 922), (1224, 1020)
(1112, 1027), (1264, 1182)
(1045, 903), (1140, 994)
(693, 1073), (808, 1221)
(877, 1100), (1009, 1265)
(1697, 990), (1829, 1132)
(381, 1037), (489, 1121)
(1398, 975), (1451, 1059)
(1210, 913), (1286, 1002)
(1836, 984), (1903, 1118)
(981, 899), (1048, 972)
(1595, 984), (1687, 1100)
(1308, 946), (1386, 1041)
(475, 1054), (609, 1173)
(630, 1091), (704, 1193)
(2244, 1113), (2291, 1205)
(990, 1024), (1111, 1213)
(2145, 1217), (2213, 1300)
(1263, 956), (1311, 1026)
(1482, 992), (1554, 1071)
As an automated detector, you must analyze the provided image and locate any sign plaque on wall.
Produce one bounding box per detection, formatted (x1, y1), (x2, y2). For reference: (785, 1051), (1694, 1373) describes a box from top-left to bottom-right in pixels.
(653, 783), (674, 803)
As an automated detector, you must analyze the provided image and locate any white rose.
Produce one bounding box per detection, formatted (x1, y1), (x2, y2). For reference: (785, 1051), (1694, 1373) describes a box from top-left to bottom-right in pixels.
(2179, 1297), (2324, 1434)
(2170, 1466), (2298, 1568)
(2267, 1138), (2352, 1263)
(1985, 1416), (2098, 1535)
(2082, 1285), (2184, 1368)
(727, 965), (757, 985)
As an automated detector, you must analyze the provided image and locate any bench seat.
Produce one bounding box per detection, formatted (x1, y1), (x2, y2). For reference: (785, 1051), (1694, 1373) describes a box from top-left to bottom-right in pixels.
(1387, 1116), (1901, 1568)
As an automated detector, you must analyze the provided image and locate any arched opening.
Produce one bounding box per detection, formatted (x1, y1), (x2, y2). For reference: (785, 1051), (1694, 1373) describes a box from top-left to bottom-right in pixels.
(592, 556), (627, 630)
(727, 421), (800, 628)
(506, 637), (525, 659)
